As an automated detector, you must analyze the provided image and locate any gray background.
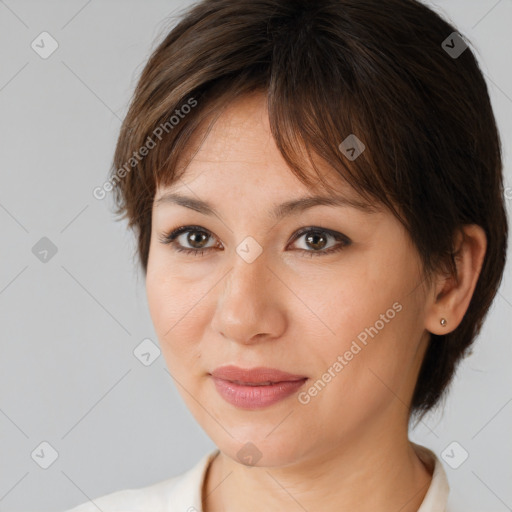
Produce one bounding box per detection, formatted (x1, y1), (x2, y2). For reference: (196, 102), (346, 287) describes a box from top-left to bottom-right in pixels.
(0, 1), (511, 511)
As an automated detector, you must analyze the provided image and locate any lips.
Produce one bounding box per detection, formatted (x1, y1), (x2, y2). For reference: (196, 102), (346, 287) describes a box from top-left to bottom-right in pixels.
(210, 365), (308, 409)
(210, 365), (307, 385)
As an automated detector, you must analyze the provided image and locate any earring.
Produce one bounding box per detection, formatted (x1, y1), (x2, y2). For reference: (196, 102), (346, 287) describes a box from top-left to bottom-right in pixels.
(440, 318), (447, 327)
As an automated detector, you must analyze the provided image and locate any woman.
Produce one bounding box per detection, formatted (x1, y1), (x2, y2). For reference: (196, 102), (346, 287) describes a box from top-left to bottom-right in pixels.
(66, 0), (508, 510)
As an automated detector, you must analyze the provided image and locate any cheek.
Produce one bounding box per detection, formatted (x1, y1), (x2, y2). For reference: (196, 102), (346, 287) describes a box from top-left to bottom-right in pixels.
(146, 272), (176, 338)
(307, 263), (424, 405)
(145, 264), (209, 370)
(146, 247), (191, 330)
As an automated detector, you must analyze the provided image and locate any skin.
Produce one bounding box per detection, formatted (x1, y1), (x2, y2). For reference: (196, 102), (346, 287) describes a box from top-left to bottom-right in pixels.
(146, 91), (487, 512)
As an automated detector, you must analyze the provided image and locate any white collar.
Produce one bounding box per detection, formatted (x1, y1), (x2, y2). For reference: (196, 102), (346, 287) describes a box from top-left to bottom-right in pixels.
(413, 442), (451, 512)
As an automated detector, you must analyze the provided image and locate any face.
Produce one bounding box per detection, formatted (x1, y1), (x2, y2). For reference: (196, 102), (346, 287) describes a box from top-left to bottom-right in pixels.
(146, 92), (431, 467)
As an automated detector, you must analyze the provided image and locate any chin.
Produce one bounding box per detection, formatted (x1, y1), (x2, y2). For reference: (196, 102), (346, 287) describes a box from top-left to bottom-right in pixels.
(215, 431), (310, 468)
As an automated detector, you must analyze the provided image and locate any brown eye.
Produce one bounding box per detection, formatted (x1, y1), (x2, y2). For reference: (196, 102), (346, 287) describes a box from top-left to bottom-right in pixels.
(305, 231), (328, 250)
(158, 225), (220, 256)
(290, 227), (352, 257)
(185, 230), (210, 249)
(158, 225), (351, 258)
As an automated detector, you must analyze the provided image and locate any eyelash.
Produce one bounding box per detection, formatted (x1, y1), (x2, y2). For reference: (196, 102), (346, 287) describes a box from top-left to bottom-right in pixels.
(157, 225), (352, 258)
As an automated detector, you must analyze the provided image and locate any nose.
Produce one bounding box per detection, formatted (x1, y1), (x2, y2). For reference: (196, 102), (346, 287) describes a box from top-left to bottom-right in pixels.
(210, 252), (287, 345)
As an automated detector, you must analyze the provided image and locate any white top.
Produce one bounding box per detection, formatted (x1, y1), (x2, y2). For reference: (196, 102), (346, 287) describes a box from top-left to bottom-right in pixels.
(62, 443), (452, 512)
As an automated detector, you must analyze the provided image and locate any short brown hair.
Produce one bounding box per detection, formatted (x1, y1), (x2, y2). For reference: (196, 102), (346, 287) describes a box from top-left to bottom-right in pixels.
(107, 0), (508, 420)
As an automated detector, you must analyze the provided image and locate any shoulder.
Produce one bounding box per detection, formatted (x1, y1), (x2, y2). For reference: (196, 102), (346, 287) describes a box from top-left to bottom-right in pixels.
(60, 449), (219, 512)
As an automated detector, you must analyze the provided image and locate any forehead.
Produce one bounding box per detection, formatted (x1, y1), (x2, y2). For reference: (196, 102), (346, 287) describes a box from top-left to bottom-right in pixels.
(174, 92), (287, 178)
(158, 92), (368, 204)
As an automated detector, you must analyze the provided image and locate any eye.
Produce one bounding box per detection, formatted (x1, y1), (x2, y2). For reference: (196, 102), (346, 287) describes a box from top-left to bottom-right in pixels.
(290, 227), (351, 256)
(158, 225), (351, 257)
(158, 225), (220, 256)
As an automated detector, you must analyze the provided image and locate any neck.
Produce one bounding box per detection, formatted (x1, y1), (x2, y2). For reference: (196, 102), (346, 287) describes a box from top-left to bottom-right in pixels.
(202, 421), (433, 512)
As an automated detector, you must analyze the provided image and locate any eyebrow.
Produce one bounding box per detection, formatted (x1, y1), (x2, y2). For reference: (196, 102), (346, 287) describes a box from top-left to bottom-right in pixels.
(154, 191), (380, 219)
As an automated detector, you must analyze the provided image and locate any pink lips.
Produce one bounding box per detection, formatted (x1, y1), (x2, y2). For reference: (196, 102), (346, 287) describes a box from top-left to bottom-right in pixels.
(210, 365), (308, 409)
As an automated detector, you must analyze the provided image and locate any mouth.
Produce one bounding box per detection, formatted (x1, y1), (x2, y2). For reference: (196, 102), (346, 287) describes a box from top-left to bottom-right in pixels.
(229, 380), (293, 386)
(209, 365), (308, 409)
(210, 365), (307, 384)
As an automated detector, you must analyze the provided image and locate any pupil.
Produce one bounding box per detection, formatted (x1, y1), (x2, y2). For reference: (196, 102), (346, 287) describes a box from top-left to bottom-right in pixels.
(189, 231), (207, 248)
(307, 232), (326, 250)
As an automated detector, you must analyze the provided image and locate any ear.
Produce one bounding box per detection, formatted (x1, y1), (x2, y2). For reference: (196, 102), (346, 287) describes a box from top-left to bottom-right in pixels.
(424, 224), (487, 335)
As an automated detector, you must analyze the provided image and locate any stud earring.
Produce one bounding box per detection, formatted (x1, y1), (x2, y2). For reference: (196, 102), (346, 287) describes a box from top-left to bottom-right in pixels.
(440, 318), (447, 327)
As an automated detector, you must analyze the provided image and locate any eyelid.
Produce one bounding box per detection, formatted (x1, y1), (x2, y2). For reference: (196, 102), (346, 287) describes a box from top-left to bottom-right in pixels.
(292, 226), (351, 245)
(158, 225), (220, 247)
(159, 224), (351, 256)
